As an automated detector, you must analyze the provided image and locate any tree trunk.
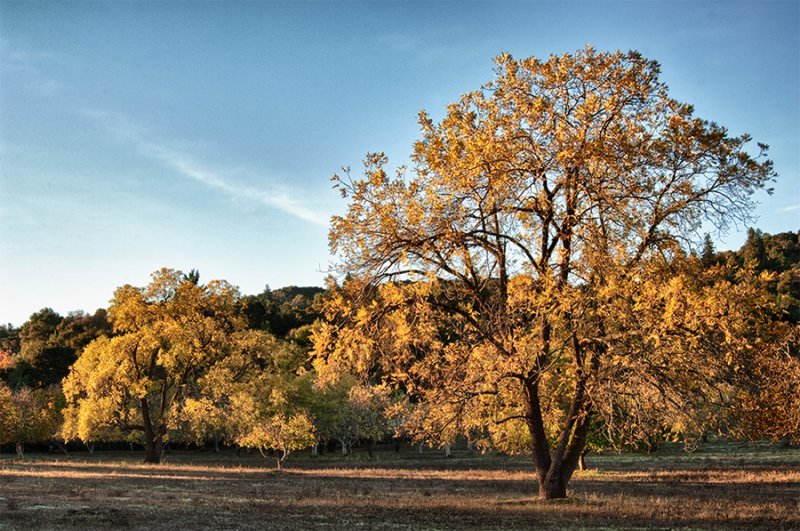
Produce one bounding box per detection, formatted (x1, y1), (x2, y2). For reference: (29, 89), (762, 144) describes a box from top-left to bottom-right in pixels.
(140, 397), (163, 463)
(367, 438), (375, 457)
(15, 441), (24, 458)
(523, 381), (553, 493)
(142, 437), (162, 464)
(539, 473), (567, 499)
(523, 375), (594, 500)
(277, 449), (288, 470)
(50, 442), (69, 455)
(578, 450), (588, 471)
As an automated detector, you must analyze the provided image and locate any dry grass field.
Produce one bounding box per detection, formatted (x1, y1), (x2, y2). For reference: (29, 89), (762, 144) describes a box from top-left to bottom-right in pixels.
(0, 442), (798, 530)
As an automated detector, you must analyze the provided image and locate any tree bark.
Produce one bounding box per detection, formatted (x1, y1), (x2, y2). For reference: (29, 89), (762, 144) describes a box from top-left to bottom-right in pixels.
(523, 381), (552, 494)
(561, 406), (593, 485)
(540, 473), (567, 499)
(140, 397), (163, 463)
(142, 437), (162, 464)
(578, 450), (588, 471)
(278, 448), (288, 469)
(524, 377), (594, 499)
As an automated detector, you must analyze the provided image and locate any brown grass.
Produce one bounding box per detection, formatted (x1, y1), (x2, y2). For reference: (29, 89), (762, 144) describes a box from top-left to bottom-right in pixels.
(0, 442), (798, 529)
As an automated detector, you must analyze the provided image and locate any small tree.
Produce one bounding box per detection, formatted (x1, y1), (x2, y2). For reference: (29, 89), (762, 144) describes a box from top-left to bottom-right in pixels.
(0, 384), (20, 453)
(172, 330), (294, 452)
(0, 384), (61, 457)
(311, 376), (395, 455)
(174, 396), (228, 451)
(171, 333), (318, 464)
(236, 412), (316, 468)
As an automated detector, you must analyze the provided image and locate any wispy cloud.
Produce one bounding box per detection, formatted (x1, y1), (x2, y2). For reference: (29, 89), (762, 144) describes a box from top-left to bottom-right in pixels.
(377, 32), (463, 63)
(0, 38), (68, 97)
(83, 110), (328, 226)
(782, 204), (800, 212)
(2, 39), (327, 226)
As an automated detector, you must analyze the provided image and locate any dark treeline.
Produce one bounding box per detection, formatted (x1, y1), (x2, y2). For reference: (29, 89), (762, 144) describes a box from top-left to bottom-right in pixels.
(708, 228), (800, 322)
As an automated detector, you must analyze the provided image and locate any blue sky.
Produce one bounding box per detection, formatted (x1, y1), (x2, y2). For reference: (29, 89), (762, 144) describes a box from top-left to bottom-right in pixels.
(1, 1), (798, 326)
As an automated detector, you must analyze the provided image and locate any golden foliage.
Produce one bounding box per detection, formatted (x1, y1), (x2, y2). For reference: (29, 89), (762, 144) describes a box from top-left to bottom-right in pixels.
(321, 48), (774, 497)
(0, 383), (61, 451)
(61, 268), (288, 460)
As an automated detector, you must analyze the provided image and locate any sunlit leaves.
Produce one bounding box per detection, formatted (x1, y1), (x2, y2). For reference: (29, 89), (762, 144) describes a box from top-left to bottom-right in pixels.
(0, 383), (61, 454)
(61, 268), (277, 460)
(236, 412), (315, 462)
(321, 47), (773, 497)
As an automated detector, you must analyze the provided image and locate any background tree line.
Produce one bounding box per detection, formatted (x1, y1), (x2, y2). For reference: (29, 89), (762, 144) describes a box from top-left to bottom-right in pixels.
(0, 274), (402, 463)
(0, 229), (797, 463)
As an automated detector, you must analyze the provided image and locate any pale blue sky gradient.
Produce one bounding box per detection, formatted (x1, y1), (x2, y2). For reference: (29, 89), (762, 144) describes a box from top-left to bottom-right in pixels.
(1, 1), (798, 325)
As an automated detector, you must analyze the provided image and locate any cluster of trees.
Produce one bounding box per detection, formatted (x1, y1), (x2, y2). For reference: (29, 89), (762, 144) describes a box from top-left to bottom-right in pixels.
(0, 49), (797, 502)
(0, 273), (401, 464)
(2, 227), (796, 465)
(0, 308), (111, 456)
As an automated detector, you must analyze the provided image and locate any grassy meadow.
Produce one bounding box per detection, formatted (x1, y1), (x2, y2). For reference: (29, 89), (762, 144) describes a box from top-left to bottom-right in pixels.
(0, 442), (798, 530)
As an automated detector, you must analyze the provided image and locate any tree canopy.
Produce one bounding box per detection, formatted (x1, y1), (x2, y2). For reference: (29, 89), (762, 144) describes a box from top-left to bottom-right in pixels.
(10, 308), (110, 389)
(316, 48), (775, 499)
(62, 269), (264, 462)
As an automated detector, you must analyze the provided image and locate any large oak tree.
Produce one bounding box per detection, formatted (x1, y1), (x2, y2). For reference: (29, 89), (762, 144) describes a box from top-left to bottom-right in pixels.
(315, 48), (775, 499)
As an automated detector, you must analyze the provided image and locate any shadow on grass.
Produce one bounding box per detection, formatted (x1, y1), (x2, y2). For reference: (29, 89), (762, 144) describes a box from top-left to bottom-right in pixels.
(1, 448), (799, 530)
